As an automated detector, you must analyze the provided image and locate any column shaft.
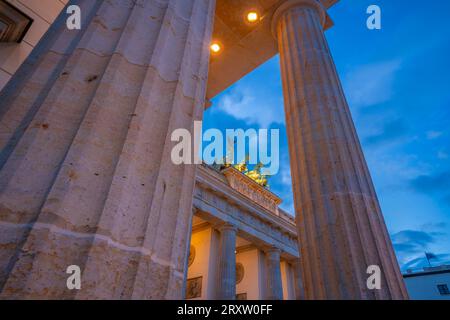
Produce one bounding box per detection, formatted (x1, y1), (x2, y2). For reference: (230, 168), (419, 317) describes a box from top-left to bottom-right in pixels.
(273, 0), (408, 299)
(216, 225), (236, 300)
(0, 0), (216, 299)
(292, 258), (305, 300)
(265, 248), (283, 300)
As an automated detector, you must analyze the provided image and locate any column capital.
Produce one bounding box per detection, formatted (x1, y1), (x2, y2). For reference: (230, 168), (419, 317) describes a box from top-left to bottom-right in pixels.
(217, 223), (237, 233)
(271, 0), (327, 38)
(264, 246), (282, 256)
(291, 257), (302, 267)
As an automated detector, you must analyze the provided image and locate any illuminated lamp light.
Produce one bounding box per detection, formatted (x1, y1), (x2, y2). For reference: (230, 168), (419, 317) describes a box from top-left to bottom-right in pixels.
(210, 42), (221, 53)
(247, 11), (259, 23)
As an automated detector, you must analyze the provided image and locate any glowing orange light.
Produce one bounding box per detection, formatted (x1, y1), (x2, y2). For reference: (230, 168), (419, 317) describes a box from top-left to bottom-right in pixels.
(247, 11), (259, 23)
(210, 43), (221, 53)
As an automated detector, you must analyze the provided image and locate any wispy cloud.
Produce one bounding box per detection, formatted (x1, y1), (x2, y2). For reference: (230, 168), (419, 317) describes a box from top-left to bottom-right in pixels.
(402, 253), (450, 271)
(280, 162), (291, 186)
(422, 222), (448, 232)
(364, 119), (409, 147)
(392, 230), (436, 248)
(409, 171), (450, 195)
(408, 170), (450, 207)
(344, 59), (402, 109)
(366, 153), (429, 185)
(278, 167), (295, 214)
(214, 85), (285, 128)
(269, 153), (295, 215)
(391, 224), (449, 270)
(438, 150), (448, 159)
(426, 131), (443, 140)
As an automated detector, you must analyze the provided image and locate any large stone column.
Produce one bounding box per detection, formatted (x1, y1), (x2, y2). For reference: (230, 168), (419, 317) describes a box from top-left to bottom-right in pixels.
(215, 224), (236, 300)
(0, 0), (216, 299)
(264, 247), (283, 300)
(272, 0), (408, 299)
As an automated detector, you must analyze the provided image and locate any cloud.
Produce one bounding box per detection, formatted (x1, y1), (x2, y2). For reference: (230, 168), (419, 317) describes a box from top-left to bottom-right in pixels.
(278, 165), (295, 214)
(421, 222), (448, 232)
(409, 171), (450, 194)
(392, 230), (436, 249)
(344, 59), (402, 109)
(280, 163), (291, 186)
(402, 254), (450, 271)
(271, 155), (295, 215)
(438, 150), (448, 159)
(215, 86), (284, 128)
(409, 171), (450, 207)
(426, 131), (443, 140)
(391, 227), (449, 270)
(366, 153), (430, 186)
(363, 119), (409, 146)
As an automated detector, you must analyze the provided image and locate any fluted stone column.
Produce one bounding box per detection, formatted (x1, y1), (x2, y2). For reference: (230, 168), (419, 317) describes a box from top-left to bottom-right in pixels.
(292, 258), (305, 300)
(272, 0), (408, 299)
(216, 224), (236, 300)
(0, 0), (216, 299)
(264, 247), (283, 300)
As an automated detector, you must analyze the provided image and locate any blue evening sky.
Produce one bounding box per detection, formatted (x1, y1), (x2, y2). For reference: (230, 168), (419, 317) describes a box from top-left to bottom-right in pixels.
(203, 0), (450, 271)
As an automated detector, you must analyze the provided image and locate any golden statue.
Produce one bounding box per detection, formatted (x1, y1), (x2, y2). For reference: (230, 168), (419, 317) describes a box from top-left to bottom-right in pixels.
(233, 155), (249, 173)
(245, 162), (269, 188)
(214, 151), (270, 188)
(234, 161), (247, 173)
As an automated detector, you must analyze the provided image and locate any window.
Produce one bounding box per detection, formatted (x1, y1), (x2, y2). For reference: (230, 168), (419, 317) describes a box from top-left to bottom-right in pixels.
(186, 276), (202, 299)
(437, 284), (450, 295)
(236, 293), (247, 300)
(0, 1), (34, 43)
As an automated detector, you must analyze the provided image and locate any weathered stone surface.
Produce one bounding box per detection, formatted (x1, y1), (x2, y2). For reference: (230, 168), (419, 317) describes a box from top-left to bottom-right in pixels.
(292, 257), (305, 300)
(215, 224), (236, 300)
(222, 167), (282, 215)
(264, 247), (283, 300)
(0, 0), (216, 299)
(0, 0), (103, 155)
(273, 0), (408, 299)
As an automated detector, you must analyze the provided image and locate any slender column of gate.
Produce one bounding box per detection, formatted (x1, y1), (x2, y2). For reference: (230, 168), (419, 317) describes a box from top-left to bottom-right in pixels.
(273, 0), (408, 299)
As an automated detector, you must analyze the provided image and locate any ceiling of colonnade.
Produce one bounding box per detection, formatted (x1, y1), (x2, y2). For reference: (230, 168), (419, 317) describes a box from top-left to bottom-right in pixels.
(206, 0), (339, 100)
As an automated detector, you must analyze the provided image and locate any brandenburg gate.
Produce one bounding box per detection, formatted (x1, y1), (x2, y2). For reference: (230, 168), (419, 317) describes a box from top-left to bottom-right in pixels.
(0, 0), (408, 299)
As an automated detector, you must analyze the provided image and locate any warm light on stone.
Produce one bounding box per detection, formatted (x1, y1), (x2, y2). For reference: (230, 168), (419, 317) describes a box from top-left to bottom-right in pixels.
(247, 11), (259, 23)
(210, 43), (221, 53)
